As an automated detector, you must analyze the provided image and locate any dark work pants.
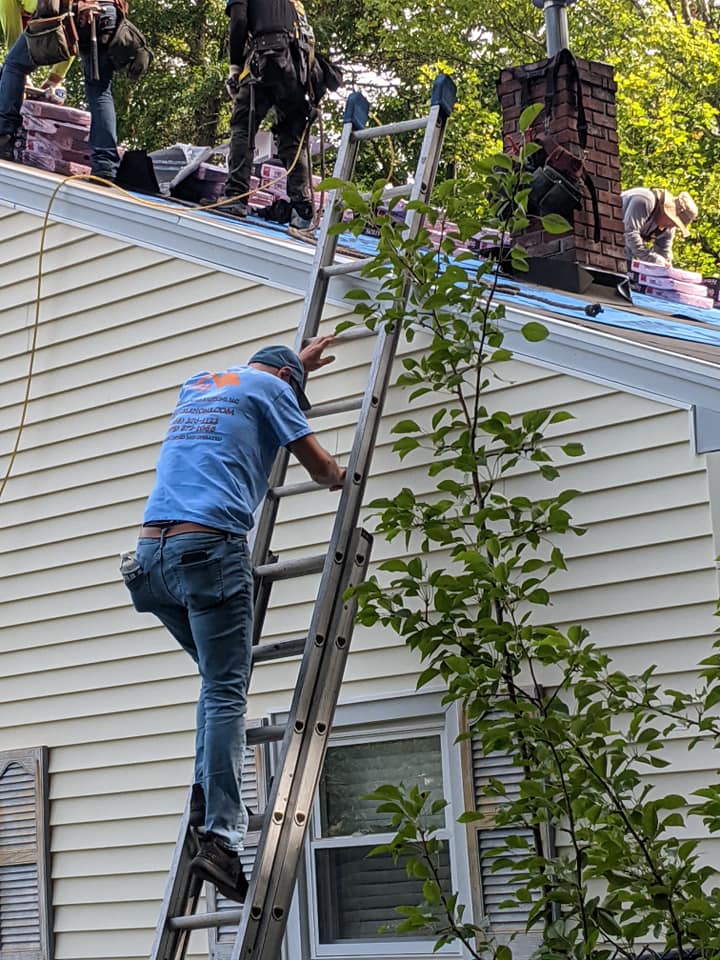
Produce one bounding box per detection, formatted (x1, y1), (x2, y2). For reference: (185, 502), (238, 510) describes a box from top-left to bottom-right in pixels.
(225, 46), (311, 205)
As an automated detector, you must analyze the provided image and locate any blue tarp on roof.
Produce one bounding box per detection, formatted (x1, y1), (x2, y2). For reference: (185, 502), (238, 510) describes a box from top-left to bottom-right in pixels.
(201, 206), (720, 351)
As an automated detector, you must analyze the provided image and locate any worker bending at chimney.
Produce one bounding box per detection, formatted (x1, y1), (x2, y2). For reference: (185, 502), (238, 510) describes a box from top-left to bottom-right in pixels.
(621, 187), (698, 268)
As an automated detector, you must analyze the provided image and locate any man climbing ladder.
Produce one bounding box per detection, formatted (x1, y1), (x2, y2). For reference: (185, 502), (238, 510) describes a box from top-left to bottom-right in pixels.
(149, 74), (456, 960)
(122, 336), (344, 903)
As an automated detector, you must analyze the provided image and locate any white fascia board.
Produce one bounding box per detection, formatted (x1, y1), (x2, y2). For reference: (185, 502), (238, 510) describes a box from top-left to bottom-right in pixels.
(3, 162), (720, 421)
(0, 161), (323, 296)
(500, 301), (720, 414)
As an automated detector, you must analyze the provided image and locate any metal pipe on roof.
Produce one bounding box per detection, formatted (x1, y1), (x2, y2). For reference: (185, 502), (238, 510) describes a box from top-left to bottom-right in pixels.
(543, 0), (570, 56)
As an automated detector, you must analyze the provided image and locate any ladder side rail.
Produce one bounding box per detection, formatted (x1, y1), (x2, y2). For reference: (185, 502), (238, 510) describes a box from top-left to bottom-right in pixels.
(231, 321), (402, 920)
(231, 529), (372, 960)
(149, 799), (202, 960)
(245, 534), (373, 958)
(300, 88), (456, 576)
(247, 97), (368, 590)
(238, 524), (367, 897)
(294, 93), (371, 351)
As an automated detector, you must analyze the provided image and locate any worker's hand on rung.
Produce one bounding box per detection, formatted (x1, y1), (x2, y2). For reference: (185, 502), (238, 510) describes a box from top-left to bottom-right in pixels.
(329, 467), (346, 492)
(299, 335), (336, 372)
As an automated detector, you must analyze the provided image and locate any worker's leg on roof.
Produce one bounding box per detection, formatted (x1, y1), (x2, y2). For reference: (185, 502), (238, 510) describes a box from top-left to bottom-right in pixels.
(124, 530), (253, 902)
(265, 46), (314, 228)
(0, 32), (34, 159)
(223, 68), (272, 216)
(274, 97), (313, 228)
(78, 7), (120, 180)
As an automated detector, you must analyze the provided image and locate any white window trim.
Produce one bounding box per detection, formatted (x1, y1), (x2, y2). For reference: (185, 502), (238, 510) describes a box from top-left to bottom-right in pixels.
(279, 689), (475, 960)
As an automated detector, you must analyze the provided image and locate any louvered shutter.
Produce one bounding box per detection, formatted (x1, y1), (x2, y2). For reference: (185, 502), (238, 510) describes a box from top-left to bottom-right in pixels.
(208, 720), (269, 960)
(0, 747), (52, 960)
(469, 735), (542, 958)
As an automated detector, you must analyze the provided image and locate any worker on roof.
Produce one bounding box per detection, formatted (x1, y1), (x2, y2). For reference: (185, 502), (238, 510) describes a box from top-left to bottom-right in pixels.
(621, 187), (698, 268)
(0, 0), (73, 101)
(121, 336), (345, 904)
(220, 0), (316, 228)
(0, 0), (126, 180)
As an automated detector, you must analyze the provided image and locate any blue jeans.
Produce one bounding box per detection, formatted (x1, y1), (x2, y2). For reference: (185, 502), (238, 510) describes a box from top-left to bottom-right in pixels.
(124, 532), (254, 851)
(0, 33), (120, 177)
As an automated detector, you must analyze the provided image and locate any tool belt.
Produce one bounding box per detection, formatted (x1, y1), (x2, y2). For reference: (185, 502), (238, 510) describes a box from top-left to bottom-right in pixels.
(252, 30), (292, 52)
(25, 3), (78, 66)
(106, 16), (153, 79)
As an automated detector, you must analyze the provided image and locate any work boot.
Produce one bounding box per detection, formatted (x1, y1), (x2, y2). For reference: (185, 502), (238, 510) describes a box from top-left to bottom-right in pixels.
(0, 134), (15, 162)
(290, 200), (313, 230)
(189, 782), (205, 828)
(218, 200), (248, 220)
(191, 832), (249, 903)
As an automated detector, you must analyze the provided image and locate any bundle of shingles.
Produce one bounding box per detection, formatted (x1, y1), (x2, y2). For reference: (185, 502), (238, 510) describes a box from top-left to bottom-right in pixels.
(17, 98), (92, 176)
(632, 260), (716, 310)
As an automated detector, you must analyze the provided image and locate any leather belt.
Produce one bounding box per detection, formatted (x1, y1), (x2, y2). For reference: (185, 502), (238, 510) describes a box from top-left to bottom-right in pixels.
(139, 522), (227, 539)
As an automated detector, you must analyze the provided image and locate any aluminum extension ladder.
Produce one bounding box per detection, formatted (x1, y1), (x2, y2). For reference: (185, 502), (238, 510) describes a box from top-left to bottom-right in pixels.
(149, 72), (456, 960)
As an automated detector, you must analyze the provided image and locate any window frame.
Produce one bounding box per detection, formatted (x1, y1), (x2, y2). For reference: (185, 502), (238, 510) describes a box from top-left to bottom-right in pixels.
(283, 690), (473, 960)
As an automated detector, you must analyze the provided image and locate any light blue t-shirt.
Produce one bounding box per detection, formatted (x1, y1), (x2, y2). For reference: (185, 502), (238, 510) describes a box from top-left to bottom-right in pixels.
(144, 365), (312, 534)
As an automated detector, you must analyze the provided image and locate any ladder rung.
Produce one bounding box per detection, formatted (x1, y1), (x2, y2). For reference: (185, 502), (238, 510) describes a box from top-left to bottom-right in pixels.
(247, 724), (285, 745)
(359, 183), (412, 202)
(254, 553), (326, 581)
(308, 395), (363, 418)
(352, 116), (428, 140)
(168, 908), (244, 932)
(252, 636), (306, 663)
(270, 479), (324, 498)
(332, 326), (378, 343)
(319, 258), (372, 278)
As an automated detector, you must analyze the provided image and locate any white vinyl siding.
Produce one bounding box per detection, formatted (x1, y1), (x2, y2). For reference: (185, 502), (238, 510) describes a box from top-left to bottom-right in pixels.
(0, 201), (718, 960)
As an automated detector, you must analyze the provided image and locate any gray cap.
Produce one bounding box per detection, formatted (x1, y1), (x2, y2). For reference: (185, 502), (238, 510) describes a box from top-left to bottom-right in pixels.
(248, 345), (310, 411)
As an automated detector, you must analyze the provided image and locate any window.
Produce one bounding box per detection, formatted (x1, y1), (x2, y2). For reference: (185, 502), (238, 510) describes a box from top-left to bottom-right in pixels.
(296, 694), (472, 959)
(313, 735), (450, 945)
(0, 746), (52, 960)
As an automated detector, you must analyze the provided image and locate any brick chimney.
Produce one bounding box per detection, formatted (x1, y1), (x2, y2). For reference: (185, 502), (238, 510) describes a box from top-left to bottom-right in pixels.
(497, 56), (625, 276)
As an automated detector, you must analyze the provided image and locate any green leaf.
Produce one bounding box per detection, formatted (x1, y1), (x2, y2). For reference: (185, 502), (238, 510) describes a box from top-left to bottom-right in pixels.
(521, 321), (549, 343)
(518, 102), (543, 133)
(392, 419), (421, 434)
(561, 442), (585, 457)
(540, 213), (572, 234)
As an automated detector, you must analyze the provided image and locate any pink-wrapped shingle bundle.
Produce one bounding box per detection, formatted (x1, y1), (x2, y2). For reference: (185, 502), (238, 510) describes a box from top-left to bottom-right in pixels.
(632, 260), (714, 310)
(18, 99), (91, 177)
(191, 162), (227, 203)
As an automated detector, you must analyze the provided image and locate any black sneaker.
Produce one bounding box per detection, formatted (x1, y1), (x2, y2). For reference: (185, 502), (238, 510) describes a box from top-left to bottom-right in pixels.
(290, 199), (313, 229)
(0, 134), (15, 161)
(189, 782), (205, 828)
(191, 832), (249, 903)
(218, 200), (248, 220)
